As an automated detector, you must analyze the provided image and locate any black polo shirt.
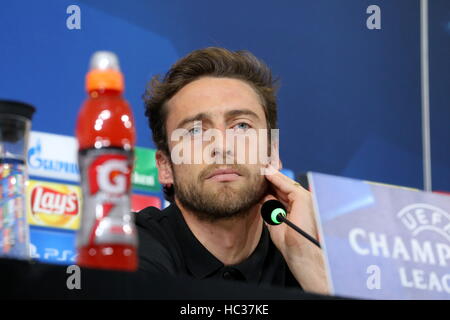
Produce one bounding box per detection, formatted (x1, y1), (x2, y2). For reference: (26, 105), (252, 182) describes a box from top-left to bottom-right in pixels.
(135, 203), (302, 289)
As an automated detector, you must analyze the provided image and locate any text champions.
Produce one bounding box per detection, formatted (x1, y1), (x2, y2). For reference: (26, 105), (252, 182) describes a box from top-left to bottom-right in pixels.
(349, 228), (450, 294)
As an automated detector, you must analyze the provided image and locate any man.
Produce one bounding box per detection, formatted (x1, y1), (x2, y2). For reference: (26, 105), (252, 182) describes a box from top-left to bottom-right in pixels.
(138, 47), (328, 294)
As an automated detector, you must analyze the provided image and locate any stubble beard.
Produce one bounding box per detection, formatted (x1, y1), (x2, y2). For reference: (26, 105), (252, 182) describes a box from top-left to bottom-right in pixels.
(173, 166), (268, 222)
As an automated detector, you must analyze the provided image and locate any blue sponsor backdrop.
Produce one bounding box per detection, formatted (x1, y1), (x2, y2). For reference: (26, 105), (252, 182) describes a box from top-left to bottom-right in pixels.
(429, 0), (450, 192)
(29, 226), (77, 265)
(0, 0), (449, 192)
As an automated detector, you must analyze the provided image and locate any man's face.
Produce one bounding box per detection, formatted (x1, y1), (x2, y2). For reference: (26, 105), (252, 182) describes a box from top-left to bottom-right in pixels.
(163, 76), (270, 221)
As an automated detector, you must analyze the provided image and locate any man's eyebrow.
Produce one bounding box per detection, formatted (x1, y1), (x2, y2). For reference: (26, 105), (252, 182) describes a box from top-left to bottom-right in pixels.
(225, 109), (261, 121)
(176, 112), (212, 128)
(176, 109), (261, 128)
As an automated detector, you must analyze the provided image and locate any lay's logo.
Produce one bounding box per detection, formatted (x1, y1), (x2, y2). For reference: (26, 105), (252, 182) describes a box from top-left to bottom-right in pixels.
(27, 181), (81, 230)
(31, 186), (78, 216)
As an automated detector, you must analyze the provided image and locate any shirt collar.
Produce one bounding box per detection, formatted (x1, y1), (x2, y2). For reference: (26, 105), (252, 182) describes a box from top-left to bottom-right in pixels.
(167, 203), (269, 282)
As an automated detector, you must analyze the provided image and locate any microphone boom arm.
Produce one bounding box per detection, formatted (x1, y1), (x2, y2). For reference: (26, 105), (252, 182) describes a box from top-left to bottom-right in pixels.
(277, 214), (321, 249)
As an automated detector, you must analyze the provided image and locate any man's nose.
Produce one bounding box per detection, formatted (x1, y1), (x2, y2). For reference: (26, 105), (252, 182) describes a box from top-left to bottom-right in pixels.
(208, 128), (234, 162)
(211, 146), (233, 160)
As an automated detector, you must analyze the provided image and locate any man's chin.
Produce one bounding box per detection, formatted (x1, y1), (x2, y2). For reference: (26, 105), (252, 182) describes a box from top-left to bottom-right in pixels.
(205, 186), (239, 198)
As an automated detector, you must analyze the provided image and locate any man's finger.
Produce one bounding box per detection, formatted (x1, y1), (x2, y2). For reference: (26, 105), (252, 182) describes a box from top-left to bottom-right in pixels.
(264, 167), (307, 197)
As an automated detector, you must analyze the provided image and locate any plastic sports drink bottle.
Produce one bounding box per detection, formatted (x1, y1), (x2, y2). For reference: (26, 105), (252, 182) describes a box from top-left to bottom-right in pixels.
(76, 51), (137, 271)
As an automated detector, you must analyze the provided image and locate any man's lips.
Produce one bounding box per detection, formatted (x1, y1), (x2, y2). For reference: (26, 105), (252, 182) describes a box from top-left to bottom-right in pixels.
(206, 168), (242, 182)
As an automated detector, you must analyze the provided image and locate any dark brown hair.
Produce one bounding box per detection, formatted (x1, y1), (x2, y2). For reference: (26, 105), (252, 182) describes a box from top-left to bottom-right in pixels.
(143, 47), (279, 201)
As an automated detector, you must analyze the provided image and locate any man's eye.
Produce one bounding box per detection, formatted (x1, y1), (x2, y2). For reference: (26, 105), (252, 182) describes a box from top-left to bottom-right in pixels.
(233, 122), (251, 132)
(188, 126), (202, 135)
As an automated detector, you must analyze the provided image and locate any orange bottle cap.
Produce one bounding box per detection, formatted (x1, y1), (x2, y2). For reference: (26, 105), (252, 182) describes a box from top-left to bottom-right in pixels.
(85, 51), (124, 92)
(86, 69), (124, 92)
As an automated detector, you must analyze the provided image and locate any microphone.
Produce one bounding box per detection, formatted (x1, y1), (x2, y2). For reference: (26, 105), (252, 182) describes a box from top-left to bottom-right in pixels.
(261, 200), (321, 249)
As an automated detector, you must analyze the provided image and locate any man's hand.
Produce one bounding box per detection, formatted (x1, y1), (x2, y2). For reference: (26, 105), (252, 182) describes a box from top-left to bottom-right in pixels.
(261, 166), (330, 295)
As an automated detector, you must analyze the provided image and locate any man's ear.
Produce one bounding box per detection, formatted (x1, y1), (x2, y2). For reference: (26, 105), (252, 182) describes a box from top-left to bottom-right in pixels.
(156, 150), (174, 185)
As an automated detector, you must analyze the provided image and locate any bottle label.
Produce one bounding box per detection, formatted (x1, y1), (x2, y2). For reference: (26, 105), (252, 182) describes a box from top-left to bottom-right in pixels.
(77, 149), (136, 248)
(0, 159), (30, 259)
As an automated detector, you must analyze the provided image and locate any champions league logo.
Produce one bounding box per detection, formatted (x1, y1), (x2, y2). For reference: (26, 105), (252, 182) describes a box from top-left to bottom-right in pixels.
(349, 203), (450, 296)
(398, 203), (450, 242)
(395, 204), (450, 295)
(309, 172), (450, 299)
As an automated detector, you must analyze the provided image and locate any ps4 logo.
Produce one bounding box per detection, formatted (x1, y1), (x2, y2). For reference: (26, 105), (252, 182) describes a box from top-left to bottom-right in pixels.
(28, 139), (79, 176)
(30, 243), (77, 263)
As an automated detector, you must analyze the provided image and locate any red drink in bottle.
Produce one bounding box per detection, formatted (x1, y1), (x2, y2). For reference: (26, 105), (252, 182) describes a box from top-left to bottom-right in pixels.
(76, 51), (137, 271)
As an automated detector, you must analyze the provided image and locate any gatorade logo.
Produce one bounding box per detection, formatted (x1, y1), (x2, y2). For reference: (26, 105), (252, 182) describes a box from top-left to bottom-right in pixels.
(89, 154), (131, 196)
